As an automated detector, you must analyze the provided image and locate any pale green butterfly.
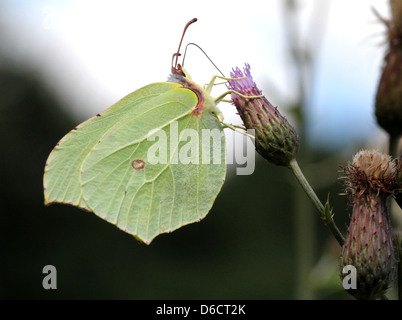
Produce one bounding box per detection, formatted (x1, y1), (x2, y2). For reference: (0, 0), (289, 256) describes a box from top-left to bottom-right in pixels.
(43, 18), (255, 244)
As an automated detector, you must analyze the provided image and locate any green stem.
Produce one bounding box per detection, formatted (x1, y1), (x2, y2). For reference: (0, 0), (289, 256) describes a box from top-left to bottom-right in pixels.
(389, 135), (401, 300)
(389, 134), (401, 158)
(288, 159), (345, 246)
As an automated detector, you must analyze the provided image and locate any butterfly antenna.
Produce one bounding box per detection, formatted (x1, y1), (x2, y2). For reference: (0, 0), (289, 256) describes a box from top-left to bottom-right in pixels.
(172, 18), (198, 75)
(182, 43), (225, 77)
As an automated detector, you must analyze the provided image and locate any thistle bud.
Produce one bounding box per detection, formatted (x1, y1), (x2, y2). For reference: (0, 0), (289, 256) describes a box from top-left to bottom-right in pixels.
(227, 64), (299, 166)
(374, 0), (402, 137)
(340, 150), (397, 299)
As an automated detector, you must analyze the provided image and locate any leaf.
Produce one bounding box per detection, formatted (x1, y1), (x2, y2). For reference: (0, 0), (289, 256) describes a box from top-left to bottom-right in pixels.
(44, 81), (226, 244)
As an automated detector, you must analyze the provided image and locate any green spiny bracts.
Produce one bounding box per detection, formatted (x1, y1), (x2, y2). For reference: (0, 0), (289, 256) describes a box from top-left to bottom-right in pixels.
(340, 150), (398, 299)
(375, 0), (402, 137)
(341, 193), (395, 299)
(227, 64), (299, 166)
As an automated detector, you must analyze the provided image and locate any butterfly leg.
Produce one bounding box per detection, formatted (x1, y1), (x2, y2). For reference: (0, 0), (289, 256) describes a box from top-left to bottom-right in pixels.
(214, 90), (263, 105)
(204, 75), (246, 94)
(221, 122), (255, 139)
(204, 75), (263, 103)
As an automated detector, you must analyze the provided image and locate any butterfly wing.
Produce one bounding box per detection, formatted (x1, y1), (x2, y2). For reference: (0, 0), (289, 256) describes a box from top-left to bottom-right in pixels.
(44, 81), (226, 243)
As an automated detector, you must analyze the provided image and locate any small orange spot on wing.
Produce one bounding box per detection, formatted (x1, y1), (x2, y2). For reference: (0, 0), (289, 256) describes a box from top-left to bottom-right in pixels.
(132, 159), (146, 170)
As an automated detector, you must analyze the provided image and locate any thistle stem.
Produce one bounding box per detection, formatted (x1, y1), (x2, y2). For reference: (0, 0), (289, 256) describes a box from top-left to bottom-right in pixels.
(288, 159), (345, 246)
(388, 135), (401, 300)
(389, 134), (401, 158)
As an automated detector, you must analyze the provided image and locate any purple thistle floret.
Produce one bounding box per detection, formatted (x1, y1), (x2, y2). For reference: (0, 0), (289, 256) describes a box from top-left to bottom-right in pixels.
(227, 64), (299, 166)
(229, 63), (261, 97)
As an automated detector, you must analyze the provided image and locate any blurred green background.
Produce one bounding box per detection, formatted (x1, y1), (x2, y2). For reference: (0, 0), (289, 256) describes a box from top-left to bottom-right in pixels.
(1, 0), (398, 299)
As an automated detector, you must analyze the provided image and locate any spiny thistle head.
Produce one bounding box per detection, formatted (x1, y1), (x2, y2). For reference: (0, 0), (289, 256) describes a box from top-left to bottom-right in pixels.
(227, 63), (299, 167)
(340, 150), (397, 299)
(344, 149), (397, 197)
(374, 0), (402, 137)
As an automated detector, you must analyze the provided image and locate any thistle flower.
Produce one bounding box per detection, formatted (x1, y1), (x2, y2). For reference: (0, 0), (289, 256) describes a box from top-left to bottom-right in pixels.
(340, 150), (397, 299)
(227, 64), (299, 167)
(374, 0), (402, 137)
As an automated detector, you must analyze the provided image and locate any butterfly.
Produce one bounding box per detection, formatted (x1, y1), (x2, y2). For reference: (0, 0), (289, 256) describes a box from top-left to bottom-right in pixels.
(43, 18), (255, 244)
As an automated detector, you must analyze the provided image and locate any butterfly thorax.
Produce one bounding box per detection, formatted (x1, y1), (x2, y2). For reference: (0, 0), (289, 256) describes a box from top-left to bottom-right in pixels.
(168, 68), (223, 121)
